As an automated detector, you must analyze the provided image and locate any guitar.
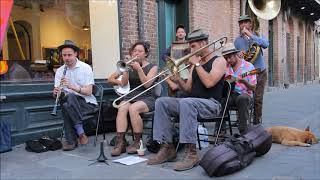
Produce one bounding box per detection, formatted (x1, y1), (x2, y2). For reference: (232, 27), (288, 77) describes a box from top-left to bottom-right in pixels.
(114, 75), (130, 96)
(225, 68), (260, 83)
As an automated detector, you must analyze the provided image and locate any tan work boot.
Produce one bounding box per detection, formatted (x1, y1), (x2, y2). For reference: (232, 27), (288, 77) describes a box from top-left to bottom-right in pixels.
(147, 143), (177, 165)
(111, 132), (126, 156)
(174, 144), (199, 171)
(62, 141), (77, 151)
(127, 133), (142, 154)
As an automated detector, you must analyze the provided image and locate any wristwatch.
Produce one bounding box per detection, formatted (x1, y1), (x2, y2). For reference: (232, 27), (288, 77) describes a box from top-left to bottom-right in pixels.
(195, 63), (201, 67)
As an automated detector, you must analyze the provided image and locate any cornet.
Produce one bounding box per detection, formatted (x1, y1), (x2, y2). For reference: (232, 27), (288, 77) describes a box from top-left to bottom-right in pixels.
(116, 56), (139, 73)
(113, 56), (139, 95)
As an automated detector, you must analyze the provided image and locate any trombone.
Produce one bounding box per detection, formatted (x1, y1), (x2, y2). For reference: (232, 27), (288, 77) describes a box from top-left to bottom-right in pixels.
(112, 36), (227, 109)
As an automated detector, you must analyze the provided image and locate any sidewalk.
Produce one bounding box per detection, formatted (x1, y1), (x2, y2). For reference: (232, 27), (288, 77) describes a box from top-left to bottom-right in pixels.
(1, 84), (320, 179)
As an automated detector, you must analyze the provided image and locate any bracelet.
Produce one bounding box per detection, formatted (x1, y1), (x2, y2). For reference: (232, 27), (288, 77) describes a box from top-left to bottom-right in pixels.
(78, 87), (81, 94)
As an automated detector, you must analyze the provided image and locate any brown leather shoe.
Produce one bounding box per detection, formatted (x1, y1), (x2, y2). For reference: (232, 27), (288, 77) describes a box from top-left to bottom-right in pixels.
(62, 141), (77, 151)
(111, 132), (126, 156)
(147, 143), (177, 165)
(127, 133), (142, 154)
(174, 144), (199, 171)
(79, 133), (88, 145)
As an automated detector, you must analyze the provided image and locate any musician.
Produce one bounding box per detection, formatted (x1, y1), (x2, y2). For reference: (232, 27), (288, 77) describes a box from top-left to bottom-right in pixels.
(234, 15), (269, 125)
(107, 41), (158, 156)
(53, 40), (97, 151)
(162, 24), (190, 97)
(161, 24), (187, 61)
(148, 29), (227, 171)
(223, 43), (257, 133)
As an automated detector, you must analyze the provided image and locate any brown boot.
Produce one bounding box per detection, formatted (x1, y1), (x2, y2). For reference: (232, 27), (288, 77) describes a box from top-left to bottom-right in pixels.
(111, 132), (126, 156)
(62, 141), (77, 151)
(147, 143), (177, 165)
(127, 133), (142, 154)
(174, 144), (199, 171)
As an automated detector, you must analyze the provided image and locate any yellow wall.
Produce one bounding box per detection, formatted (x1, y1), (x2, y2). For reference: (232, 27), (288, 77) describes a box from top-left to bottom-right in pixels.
(89, 0), (120, 79)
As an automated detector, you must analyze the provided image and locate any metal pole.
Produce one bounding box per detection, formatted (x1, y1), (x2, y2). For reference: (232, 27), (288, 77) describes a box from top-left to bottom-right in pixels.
(9, 17), (26, 60)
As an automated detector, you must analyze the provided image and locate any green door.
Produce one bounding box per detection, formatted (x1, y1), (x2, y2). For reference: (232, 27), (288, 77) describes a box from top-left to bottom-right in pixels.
(157, 0), (189, 95)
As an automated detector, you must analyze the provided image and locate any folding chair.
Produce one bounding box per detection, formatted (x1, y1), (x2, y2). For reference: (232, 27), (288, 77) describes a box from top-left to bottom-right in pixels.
(196, 81), (233, 150)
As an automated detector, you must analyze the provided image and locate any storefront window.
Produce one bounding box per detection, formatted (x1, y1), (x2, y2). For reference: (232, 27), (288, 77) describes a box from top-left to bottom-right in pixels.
(1, 0), (91, 82)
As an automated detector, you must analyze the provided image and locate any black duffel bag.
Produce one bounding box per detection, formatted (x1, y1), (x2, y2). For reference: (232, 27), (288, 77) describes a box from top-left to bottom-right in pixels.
(200, 137), (256, 177)
(242, 124), (272, 156)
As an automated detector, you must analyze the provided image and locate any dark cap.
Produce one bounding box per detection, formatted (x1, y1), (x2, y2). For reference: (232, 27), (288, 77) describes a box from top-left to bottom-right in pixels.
(221, 43), (240, 56)
(58, 40), (80, 52)
(238, 15), (251, 22)
(187, 29), (209, 43)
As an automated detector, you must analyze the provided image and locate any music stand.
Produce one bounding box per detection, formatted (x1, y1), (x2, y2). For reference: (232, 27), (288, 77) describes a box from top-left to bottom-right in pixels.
(88, 141), (109, 166)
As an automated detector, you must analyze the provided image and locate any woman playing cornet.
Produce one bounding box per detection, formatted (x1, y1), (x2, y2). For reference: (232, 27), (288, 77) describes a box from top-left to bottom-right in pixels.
(107, 41), (158, 156)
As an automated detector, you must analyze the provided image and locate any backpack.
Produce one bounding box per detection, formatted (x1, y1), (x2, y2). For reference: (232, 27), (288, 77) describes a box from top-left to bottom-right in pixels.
(0, 121), (12, 153)
(199, 135), (256, 177)
(25, 136), (62, 153)
(242, 124), (272, 156)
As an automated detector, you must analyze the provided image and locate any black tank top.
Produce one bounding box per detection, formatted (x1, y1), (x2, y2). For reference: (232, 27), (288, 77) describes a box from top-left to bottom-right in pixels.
(190, 56), (224, 102)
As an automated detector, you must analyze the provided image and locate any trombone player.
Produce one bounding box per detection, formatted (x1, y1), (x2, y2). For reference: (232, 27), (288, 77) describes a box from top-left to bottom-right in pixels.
(107, 41), (158, 156)
(53, 40), (97, 151)
(148, 29), (227, 171)
(234, 15), (269, 125)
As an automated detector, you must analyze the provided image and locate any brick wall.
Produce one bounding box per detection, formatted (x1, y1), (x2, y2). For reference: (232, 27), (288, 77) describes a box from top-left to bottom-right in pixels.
(119, 0), (158, 63)
(117, 0), (318, 86)
(189, 0), (240, 43)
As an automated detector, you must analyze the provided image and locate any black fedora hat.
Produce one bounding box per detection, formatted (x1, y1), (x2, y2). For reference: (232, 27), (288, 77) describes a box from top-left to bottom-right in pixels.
(58, 40), (80, 52)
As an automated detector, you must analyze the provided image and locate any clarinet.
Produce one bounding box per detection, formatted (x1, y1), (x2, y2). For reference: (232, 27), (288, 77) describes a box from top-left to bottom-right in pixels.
(51, 65), (67, 116)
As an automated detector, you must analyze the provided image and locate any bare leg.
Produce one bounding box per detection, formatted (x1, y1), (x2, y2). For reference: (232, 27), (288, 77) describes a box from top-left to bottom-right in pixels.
(128, 101), (149, 133)
(116, 101), (131, 132)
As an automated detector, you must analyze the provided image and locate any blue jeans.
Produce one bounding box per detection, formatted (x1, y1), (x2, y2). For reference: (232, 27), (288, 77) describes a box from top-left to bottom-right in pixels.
(61, 93), (95, 144)
(153, 97), (221, 144)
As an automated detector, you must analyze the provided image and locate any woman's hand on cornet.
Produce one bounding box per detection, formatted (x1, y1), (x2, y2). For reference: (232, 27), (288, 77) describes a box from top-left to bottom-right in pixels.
(130, 61), (141, 71)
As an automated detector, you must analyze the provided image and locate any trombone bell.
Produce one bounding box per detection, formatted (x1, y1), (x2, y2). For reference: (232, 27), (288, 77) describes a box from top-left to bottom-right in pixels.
(166, 37), (228, 74)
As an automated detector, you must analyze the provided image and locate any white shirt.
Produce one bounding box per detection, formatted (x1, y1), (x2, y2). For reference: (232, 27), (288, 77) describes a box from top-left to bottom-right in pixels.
(54, 59), (97, 105)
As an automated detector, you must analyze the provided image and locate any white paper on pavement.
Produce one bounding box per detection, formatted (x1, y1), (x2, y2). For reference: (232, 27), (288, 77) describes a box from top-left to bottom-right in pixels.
(112, 156), (147, 165)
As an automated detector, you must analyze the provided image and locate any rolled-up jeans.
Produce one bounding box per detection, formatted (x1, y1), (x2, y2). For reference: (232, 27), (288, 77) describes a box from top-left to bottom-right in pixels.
(153, 97), (221, 144)
(60, 93), (95, 144)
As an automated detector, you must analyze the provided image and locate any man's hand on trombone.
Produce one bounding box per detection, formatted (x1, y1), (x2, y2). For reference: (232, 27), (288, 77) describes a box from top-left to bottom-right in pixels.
(188, 55), (201, 66)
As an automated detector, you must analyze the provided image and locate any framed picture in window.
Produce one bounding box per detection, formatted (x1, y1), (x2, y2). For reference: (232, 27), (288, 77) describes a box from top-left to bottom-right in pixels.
(42, 47), (61, 66)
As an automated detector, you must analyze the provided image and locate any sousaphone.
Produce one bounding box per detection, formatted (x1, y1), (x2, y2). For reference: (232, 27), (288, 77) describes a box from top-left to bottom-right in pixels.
(244, 0), (281, 64)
